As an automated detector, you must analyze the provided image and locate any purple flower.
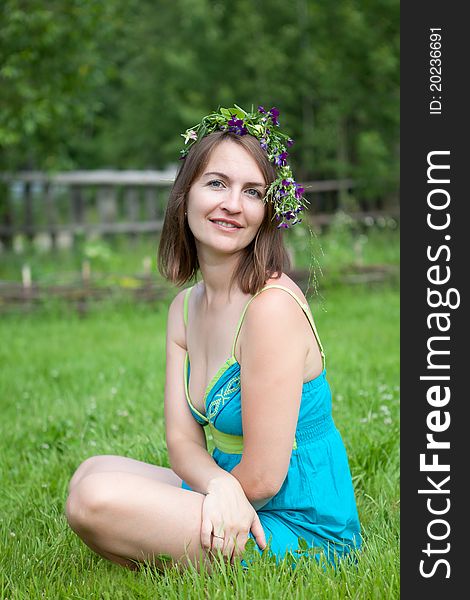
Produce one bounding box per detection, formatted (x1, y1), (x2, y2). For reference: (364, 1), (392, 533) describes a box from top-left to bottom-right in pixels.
(285, 211), (294, 220)
(259, 138), (268, 150)
(282, 179), (292, 187)
(270, 107), (280, 126)
(294, 183), (305, 199)
(287, 138), (295, 147)
(258, 106), (266, 113)
(227, 115), (248, 135)
(275, 151), (289, 166)
(277, 222), (289, 229)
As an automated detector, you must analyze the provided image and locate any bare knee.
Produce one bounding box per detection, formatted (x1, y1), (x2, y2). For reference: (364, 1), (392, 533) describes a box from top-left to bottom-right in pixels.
(68, 455), (111, 493)
(65, 472), (116, 538)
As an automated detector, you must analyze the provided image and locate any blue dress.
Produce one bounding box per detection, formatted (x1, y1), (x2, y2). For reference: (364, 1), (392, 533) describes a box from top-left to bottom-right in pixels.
(181, 284), (361, 563)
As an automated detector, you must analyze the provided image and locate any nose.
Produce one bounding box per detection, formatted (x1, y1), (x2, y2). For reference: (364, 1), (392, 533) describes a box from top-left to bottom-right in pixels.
(220, 186), (243, 213)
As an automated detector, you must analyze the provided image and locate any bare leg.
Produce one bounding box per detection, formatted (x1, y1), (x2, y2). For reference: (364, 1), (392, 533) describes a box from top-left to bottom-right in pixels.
(66, 470), (210, 570)
(68, 455), (182, 493)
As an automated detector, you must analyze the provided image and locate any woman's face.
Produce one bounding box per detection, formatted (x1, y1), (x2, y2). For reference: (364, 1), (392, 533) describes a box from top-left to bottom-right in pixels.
(186, 140), (267, 259)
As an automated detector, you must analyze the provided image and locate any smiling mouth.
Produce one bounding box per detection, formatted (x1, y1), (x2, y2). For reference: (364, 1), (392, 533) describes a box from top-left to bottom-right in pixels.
(210, 219), (242, 229)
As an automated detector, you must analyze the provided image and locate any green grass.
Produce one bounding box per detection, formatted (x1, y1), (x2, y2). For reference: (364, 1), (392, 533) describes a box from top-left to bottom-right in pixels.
(0, 281), (399, 599)
(286, 213), (400, 274)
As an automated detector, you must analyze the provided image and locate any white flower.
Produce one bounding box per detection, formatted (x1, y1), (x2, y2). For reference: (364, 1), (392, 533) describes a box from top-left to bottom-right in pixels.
(181, 129), (198, 144)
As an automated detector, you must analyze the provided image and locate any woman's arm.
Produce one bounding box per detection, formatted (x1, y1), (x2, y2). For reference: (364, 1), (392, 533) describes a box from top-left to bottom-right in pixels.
(230, 289), (310, 505)
(164, 290), (233, 493)
(164, 291), (266, 556)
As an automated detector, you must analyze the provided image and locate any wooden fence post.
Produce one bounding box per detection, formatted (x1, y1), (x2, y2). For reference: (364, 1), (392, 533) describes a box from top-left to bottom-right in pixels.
(0, 180), (12, 249)
(44, 181), (58, 250)
(97, 185), (117, 237)
(71, 186), (85, 244)
(24, 181), (33, 242)
(144, 187), (157, 221)
(125, 187), (139, 243)
(22, 264), (32, 304)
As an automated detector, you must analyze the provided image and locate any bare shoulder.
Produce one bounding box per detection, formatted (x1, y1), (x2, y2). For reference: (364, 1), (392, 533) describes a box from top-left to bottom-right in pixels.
(245, 273), (309, 332)
(257, 273), (309, 309)
(167, 288), (188, 350)
(264, 273), (308, 302)
(239, 275), (310, 367)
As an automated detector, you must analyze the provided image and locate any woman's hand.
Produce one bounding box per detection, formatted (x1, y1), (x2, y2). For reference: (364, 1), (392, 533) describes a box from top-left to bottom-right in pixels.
(200, 475), (266, 562)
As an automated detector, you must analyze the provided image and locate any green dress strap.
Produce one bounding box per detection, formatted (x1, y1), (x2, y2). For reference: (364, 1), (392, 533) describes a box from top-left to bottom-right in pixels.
(183, 285), (194, 327)
(231, 284), (326, 369)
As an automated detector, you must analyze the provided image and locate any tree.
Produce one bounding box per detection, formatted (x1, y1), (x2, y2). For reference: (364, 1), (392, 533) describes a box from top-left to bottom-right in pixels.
(0, 0), (124, 170)
(0, 0), (399, 203)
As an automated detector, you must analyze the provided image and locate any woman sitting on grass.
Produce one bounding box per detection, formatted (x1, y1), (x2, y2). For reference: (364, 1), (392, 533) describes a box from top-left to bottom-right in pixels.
(65, 105), (361, 570)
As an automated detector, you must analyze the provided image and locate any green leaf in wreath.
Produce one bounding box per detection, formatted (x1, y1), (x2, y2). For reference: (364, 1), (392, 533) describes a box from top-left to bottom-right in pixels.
(233, 104), (248, 116)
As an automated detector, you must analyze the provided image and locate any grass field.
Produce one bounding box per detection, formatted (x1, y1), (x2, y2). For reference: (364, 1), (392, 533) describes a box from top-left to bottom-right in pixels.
(0, 277), (399, 599)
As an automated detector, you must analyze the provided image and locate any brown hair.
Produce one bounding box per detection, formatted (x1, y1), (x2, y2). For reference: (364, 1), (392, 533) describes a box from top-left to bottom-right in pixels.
(157, 131), (290, 294)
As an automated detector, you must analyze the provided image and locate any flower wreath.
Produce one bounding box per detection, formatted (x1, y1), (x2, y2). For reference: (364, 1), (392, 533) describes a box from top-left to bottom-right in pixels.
(180, 104), (308, 229)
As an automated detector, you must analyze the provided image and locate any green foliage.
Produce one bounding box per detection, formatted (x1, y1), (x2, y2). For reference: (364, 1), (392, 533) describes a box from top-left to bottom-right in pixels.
(0, 0), (124, 170)
(0, 0), (399, 201)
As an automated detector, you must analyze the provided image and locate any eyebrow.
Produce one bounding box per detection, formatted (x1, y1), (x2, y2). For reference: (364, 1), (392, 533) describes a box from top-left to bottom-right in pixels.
(202, 171), (265, 188)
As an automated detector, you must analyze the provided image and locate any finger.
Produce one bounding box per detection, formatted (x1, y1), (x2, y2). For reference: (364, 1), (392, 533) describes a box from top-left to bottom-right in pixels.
(223, 531), (236, 560)
(200, 516), (213, 551)
(211, 532), (225, 554)
(250, 513), (266, 550)
(232, 531), (249, 560)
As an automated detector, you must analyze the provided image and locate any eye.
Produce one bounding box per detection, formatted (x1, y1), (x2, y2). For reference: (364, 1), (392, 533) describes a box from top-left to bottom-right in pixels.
(207, 179), (225, 189)
(245, 188), (263, 199)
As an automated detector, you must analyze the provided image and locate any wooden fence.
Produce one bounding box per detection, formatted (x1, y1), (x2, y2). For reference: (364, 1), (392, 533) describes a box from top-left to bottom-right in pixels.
(0, 264), (399, 314)
(0, 171), (397, 248)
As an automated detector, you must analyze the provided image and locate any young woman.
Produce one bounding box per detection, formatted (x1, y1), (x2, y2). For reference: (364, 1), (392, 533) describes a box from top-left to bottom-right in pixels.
(65, 106), (361, 570)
